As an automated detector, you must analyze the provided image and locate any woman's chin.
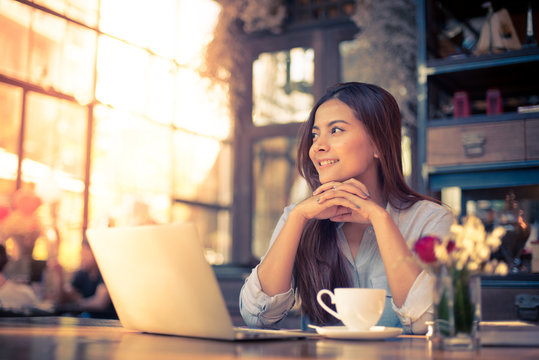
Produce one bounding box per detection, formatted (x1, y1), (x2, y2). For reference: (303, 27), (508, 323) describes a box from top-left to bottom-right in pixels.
(319, 175), (347, 184)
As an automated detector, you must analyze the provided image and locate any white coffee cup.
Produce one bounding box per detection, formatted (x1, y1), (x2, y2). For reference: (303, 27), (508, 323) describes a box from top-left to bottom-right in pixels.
(316, 288), (386, 331)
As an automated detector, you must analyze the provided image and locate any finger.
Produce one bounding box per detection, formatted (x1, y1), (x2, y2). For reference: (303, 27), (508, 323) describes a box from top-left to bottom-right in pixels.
(312, 181), (343, 196)
(330, 211), (370, 224)
(315, 179), (370, 200)
(328, 203), (369, 223)
(318, 185), (369, 205)
(336, 180), (371, 200)
(328, 205), (352, 221)
(321, 196), (364, 213)
(330, 214), (352, 222)
(342, 179), (371, 198)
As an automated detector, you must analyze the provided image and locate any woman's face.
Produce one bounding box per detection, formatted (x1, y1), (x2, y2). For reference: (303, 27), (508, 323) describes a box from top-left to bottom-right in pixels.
(308, 98), (379, 184)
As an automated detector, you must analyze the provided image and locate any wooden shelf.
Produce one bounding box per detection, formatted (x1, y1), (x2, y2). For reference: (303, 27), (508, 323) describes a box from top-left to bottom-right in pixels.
(417, 0), (539, 193)
(428, 111), (539, 126)
(427, 160), (539, 191)
(426, 47), (539, 73)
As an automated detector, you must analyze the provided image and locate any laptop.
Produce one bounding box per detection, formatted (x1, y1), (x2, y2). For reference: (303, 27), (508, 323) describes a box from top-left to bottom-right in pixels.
(86, 223), (312, 341)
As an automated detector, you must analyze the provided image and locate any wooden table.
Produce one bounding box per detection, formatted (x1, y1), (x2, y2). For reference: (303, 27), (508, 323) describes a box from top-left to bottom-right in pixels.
(0, 317), (537, 360)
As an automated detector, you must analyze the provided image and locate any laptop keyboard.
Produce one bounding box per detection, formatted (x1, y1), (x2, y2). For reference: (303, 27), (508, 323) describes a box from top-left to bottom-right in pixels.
(233, 327), (313, 340)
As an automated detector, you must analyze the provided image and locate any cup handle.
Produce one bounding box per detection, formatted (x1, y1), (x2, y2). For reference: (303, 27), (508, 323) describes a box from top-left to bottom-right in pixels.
(316, 289), (341, 321)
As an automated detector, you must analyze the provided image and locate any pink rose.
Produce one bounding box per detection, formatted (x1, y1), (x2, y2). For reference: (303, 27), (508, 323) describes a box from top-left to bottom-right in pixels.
(446, 239), (456, 254)
(413, 235), (441, 263)
(0, 205), (9, 222)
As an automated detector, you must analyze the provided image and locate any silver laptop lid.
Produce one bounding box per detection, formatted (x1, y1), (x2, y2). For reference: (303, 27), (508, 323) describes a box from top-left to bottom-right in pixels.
(86, 223), (236, 340)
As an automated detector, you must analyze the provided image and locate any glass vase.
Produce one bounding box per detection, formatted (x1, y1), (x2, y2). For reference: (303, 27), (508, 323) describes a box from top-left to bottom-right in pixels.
(431, 265), (481, 350)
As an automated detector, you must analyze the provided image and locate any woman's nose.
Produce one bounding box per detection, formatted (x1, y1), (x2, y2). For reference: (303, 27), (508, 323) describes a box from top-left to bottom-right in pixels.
(312, 137), (329, 152)
(313, 134), (329, 151)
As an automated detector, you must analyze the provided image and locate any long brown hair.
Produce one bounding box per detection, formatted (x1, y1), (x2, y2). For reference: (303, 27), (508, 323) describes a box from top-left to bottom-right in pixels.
(295, 82), (434, 324)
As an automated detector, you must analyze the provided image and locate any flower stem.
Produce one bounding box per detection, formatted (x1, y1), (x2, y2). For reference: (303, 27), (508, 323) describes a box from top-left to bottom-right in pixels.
(452, 268), (473, 334)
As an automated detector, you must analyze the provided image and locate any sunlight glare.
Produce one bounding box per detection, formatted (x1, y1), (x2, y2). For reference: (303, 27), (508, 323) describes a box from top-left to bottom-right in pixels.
(173, 131), (221, 199)
(176, 0), (221, 65)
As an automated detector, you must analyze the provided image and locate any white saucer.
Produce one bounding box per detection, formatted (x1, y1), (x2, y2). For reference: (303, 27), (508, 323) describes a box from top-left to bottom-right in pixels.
(313, 326), (403, 340)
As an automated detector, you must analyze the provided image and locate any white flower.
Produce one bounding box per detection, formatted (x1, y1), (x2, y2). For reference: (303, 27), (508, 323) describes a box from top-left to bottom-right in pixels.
(450, 223), (463, 241)
(467, 261), (479, 272)
(495, 262), (509, 275)
(476, 243), (491, 262)
(434, 242), (450, 264)
(461, 237), (474, 253)
(437, 215), (507, 275)
(486, 226), (505, 249)
(483, 262), (494, 274)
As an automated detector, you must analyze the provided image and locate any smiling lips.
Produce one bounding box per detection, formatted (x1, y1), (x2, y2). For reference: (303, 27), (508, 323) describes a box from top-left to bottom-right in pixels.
(318, 159), (339, 167)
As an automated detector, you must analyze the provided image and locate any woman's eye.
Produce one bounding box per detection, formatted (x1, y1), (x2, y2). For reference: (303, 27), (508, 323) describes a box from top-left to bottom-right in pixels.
(311, 132), (319, 140)
(331, 127), (343, 134)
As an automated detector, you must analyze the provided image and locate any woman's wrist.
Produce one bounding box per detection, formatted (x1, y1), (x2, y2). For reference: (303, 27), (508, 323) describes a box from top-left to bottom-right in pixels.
(289, 205), (309, 227)
(367, 202), (389, 224)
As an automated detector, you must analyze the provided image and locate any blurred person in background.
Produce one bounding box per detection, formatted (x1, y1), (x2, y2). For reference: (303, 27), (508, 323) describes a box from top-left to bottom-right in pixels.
(59, 241), (116, 318)
(0, 243), (46, 313)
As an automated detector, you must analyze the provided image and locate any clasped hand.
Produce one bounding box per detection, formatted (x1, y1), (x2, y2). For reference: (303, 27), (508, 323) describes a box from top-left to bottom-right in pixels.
(296, 179), (377, 224)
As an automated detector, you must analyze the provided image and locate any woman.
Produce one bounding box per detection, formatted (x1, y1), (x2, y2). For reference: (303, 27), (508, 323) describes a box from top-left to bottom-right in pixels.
(239, 82), (453, 334)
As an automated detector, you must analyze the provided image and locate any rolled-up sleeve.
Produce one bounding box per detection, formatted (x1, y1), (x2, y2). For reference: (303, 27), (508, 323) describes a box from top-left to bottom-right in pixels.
(239, 265), (295, 328)
(391, 269), (435, 334)
(391, 201), (453, 334)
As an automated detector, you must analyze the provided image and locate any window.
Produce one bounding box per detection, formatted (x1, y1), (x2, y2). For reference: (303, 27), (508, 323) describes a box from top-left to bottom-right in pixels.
(252, 136), (309, 258)
(252, 48), (314, 126)
(0, 0), (231, 281)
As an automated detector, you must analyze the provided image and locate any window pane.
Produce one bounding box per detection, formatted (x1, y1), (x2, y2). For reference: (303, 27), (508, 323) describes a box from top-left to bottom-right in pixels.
(0, 82), (22, 196)
(172, 203), (230, 265)
(22, 92), (88, 273)
(28, 9), (66, 91)
(147, 56), (175, 125)
(0, 82), (22, 156)
(34, 0), (99, 28)
(37, 186), (84, 272)
(0, 0), (31, 80)
(252, 47), (314, 126)
(91, 105), (172, 193)
(23, 92), (87, 181)
(60, 22), (96, 103)
(90, 105), (172, 226)
(15, 8), (96, 99)
(173, 130), (231, 205)
(174, 68), (231, 140)
(96, 35), (148, 113)
(99, 0), (177, 57)
(175, 0), (221, 65)
(252, 137), (309, 258)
